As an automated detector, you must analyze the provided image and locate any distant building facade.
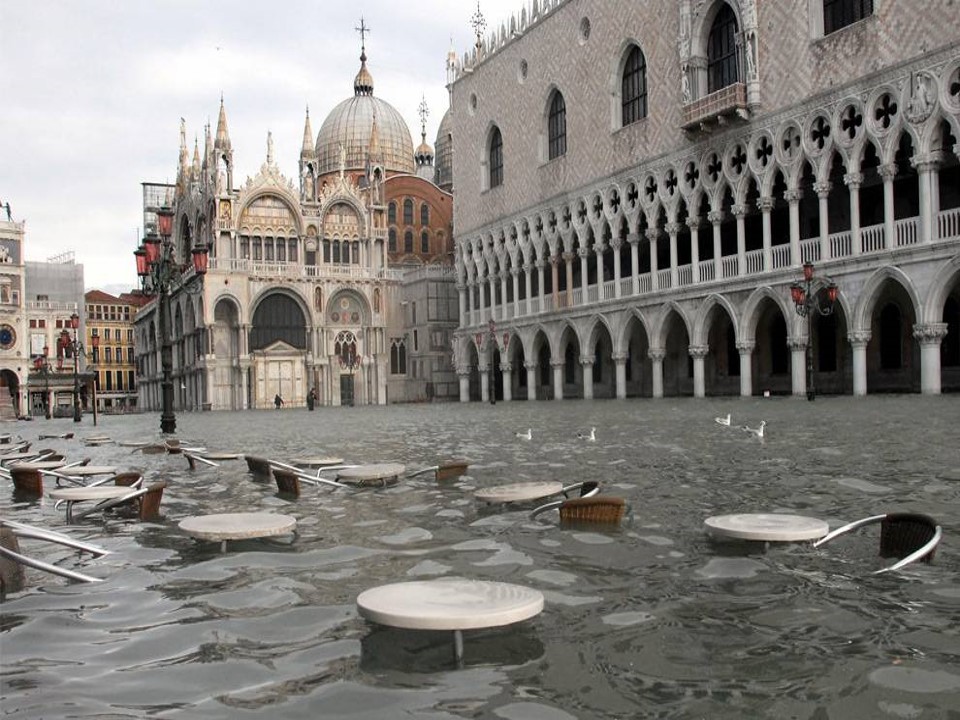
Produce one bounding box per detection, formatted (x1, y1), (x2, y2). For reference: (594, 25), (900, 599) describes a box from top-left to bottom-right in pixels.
(85, 289), (151, 413)
(450, 0), (960, 400)
(134, 40), (459, 412)
(0, 217), (27, 418)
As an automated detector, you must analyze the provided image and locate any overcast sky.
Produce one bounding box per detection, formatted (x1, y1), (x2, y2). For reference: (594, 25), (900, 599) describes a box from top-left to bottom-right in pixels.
(1, 0), (521, 295)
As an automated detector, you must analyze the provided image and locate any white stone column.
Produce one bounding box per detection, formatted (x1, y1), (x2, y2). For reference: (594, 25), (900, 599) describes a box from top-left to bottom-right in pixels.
(664, 222), (679, 287)
(479, 360), (490, 403)
(501, 362), (513, 402)
(457, 282), (467, 325)
(580, 357), (594, 400)
(537, 260), (546, 311)
(488, 275), (497, 323)
(468, 281), (477, 327)
(758, 197), (773, 271)
(848, 330), (871, 397)
(736, 341), (755, 397)
(594, 246), (606, 301)
(785, 189), (802, 266)
(814, 181), (832, 261)
(648, 348), (665, 399)
(688, 218), (700, 282)
(708, 211), (723, 279)
(500, 271), (509, 321)
(552, 360), (564, 400)
(732, 204), (747, 276)
(689, 345), (708, 398)
(579, 248), (590, 303)
(913, 158), (939, 244)
(879, 164), (897, 250)
(458, 372), (470, 402)
(914, 323), (948, 395)
(788, 337), (807, 398)
(525, 361), (537, 401)
(613, 353), (627, 399)
(647, 229), (659, 291)
(511, 267), (521, 318)
(628, 232), (640, 295)
(844, 172), (863, 256)
(524, 262), (534, 315)
(611, 238), (623, 298)
(551, 255), (561, 309)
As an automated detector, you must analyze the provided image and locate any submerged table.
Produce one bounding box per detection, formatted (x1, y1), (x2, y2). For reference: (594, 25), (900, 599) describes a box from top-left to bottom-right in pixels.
(58, 465), (118, 478)
(337, 463), (405, 487)
(474, 481), (563, 505)
(178, 512), (297, 553)
(357, 579), (544, 664)
(48, 485), (134, 523)
(291, 456), (344, 468)
(704, 513), (829, 542)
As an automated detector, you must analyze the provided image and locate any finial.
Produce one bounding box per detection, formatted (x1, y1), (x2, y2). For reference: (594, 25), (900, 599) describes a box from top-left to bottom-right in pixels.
(471, 2), (486, 52)
(356, 17), (370, 57)
(418, 95), (429, 140)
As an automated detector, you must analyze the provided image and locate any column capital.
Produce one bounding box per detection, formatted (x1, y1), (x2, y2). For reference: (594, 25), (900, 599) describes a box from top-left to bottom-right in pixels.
(610, 237), (623, 251)
(455, 281), (467, 292)
(665, 221), (683, 235)
(846, 330), (872, 347)
(611, 353), (628, 363)
(843, 172), (864, 188)
(786, 336), (808, 351)
(687, 345), (709, 359)
(523, 261), (534, 273)
(686, 215), (702, 230)
(912, 322), (948, 345)
(550, 360), (566, 369)
(707, 210), (725, 225)
(878, 163), (898, 181)
(578, 247), (591, 259)
(524, 361), (538, 371)
(756, 197), (775, 213)
(813, 181), (832, 198)
(562, 251), (576, 262)
(579, 356), (594, 367)
(647, 347), (666, 362)
(550, 254), (561, 267)
(784, 189), (803, 203)
(510, 266), (521, 277)
(730, 204), (749, 218)
(911, 156), (941, 173)
(735, 341), (756, 354)
(626, 232), (640, 245)
(500, 362), (513, 373)
(645, 228), (659, 242)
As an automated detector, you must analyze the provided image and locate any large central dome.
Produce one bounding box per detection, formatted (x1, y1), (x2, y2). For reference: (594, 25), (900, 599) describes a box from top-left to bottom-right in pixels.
(315, 49), (415, 176)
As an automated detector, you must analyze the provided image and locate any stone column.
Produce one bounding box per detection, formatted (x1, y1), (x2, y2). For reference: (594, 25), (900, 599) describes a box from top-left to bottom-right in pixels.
(628, 232), (640, 295)
(501, 362), (513, 402)
(500, 271), (509, 321)
(524, 262), (534, 316)
(708, 210), (723, 280)
(579, 247), (590, 302)
(688, 217), (700, 282)
(647, 229), (660, 291)
(666, 222), (681, 287)
(736, 341), (755, 397)
(479, 358), (490, 403)
(456, 282), (467, 327)
(537, 260), (546, 312)
(488, 274), (498, 323)
(913, 323), (948, 395)
(612, 353), (627, 399)
(844, 172), (863, 256)
(511, 267), (521, 318)
(879, 163), (897, 250)
(594, 246), (606, 300)
(787, 336), (807, 398)
(458, 371), (470, 402)
(468, 280), (477, 327)
(525, 361), (537, 401)
(551, 360), (565, 400)
(689, 345), (709, 398)
(758, 197), (773, 271)
(913, 157), (940, 244)
(648, 348), (665, 399)
(564, 252), (575, 307)
(814, 181), (832, 261)
(732, 204), (747, 276)
(785, 189), (802, 266)
(580, 357), (594, 399)
(611, 237), (623, 298)
(848, 330), (871, 397)
(550, 255), (560, 309)
(479, 280), (488, 323)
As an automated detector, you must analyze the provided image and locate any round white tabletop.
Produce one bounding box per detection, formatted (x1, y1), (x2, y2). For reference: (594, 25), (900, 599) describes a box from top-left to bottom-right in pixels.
(292, 456), (344, 468)
(11, 460), (66, 470)
(357, 579), (544, 631)
(60, 466), (118, 477)
(474, 481), (563, 504)
(199, 452), (242, 460)
(179, 512), (297, 546)
(49, 486), (132, 502)
(704, 513), (829, 542)
(337, 463), (405, 486)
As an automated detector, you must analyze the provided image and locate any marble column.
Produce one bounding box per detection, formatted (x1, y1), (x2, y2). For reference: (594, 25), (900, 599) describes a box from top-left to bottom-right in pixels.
(689, 345), (709, 398)
(564, 252), (575, 307)
(844, 172), (863, 256)
(628, 232), (640, 295)
(848, 330), (871, 397)
(611, 237), (623, 298)
(785, 189), (802, 266)
(579, 248), (590, 303)
(479, 359), (490, 403)
(525, 361), (537, 401)
(732, 204), (747, 277)
(736, 341), (755, 397)
(758, 197), (773, 271)
(524, 262), (534, 316)
(647, 229), (660, 291)
(468, 281), (477, 327)
(879, 163), (897, 250)
(688, 217), (700, 282)
(552, 360), (565, 400)
(612, 353), (627, 399)
(648, 348), (665, 399)
(550, 255), (560, 309)
(458, 371), (470, 402)
(580, 357), (594, 400)
(787, 336), (807, 398)
(666, 222), (680, 287)
(456, 282), (467, 327)
(913, 323), (948, 395)
(500, 271), (509, 321)
(595, 246), (606, 301)
(814, 181), (832, 261)
(511, 267), (521, 319)
(501, 362), (513, 402)
(708, 210), (723, 280)
(913, 157), (940, 244)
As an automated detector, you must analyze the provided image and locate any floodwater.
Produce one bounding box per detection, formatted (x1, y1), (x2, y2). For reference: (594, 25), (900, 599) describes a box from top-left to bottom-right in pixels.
(2, 396), (959, 719)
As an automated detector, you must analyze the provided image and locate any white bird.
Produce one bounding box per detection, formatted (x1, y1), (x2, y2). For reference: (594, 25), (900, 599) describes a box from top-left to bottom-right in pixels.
(714, 413), (731, 426)
(577, 427), (596, 441)
(515, 428), (532, 440)
(740, 420), (767, 438)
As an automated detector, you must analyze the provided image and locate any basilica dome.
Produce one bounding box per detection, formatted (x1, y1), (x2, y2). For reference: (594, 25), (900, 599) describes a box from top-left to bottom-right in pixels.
(434, 108), (453, 191)
(315, 50), (415, 177)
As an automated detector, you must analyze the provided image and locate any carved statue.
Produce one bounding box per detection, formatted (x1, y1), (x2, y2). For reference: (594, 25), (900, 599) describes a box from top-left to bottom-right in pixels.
(909, 73), (931, 117)
(681, 67), (691, 103)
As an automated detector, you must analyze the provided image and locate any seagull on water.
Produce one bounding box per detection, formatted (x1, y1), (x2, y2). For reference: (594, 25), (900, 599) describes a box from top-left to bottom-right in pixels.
(740, 420), (767, 438)
(577, 427), (597, 441)
(516, 428), (532, 440)
(714, 413), (731, 426)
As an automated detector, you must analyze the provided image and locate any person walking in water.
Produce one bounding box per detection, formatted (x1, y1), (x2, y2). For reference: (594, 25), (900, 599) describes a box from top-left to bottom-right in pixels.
(274, 393), (283, 409)
(307, 388), (316, 411)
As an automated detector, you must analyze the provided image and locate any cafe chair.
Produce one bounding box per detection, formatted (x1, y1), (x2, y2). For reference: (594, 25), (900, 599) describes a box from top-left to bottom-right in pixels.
(71, 481), (168, 523)
(1, 519), (110, 587)
(560, 480), (601, 499)
(812, 512), (941, 574)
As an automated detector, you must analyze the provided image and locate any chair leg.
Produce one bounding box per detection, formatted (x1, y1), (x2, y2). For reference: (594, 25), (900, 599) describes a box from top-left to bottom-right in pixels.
(138, 485), (166, 521)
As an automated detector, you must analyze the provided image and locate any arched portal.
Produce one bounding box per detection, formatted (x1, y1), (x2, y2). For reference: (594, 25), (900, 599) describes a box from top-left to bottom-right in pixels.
(754, 298), (790, 395)
(623, 314), (651, 398)
(212, 297), (242, 410)
(250, 292), (308, 409)
(703, 304), (738, 396)
(866, 280), (919, 393)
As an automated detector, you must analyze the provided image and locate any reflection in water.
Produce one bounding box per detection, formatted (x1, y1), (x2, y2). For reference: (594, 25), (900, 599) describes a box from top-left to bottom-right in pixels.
(1, 395), (959, 718)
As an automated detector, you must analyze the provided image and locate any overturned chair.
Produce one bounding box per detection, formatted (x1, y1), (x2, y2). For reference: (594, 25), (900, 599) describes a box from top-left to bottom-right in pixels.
(58, 481), (168, 523)
(812, 512), (942, 574)
(1, 519), (110, 588)
(529, 481), (628, 525)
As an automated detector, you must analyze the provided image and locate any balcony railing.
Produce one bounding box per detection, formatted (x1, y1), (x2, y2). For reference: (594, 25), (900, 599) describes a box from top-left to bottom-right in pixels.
(682, 83), (748, 129)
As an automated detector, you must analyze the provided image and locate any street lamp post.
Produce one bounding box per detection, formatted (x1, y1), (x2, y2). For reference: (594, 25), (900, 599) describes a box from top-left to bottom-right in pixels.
(790, 261), (838, 401)
(33, 345), (52, 419)
(58, 314), (86, 422)
(134, 205), (209, 434)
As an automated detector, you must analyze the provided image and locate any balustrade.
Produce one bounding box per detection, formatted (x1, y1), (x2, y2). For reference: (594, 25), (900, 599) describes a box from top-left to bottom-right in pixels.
(657, 268), (672, 290)
(896, 217), (919, 246)
(829, 231), (852, 259)
(860, 224), (885, 254)
(745, 249), (764, 275)
(698, 260), (715, 283)
(721, 256), (739, 279)
(800, 238), (820, 263)
(677, 265), (693, 287)
(771, 244), (791, 269)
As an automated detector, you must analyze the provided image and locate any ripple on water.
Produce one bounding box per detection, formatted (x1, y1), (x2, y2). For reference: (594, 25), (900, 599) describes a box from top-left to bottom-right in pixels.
(695, 557), (766, 579)
(376, 527), (433, 545)
(494, 702), (579, 720)
(833, 477), (893, 493)
(406, 560), (452, 576)
(526, 569), (578, 586)
(868, 666), (960, 693)
(601, 611), (655, 627)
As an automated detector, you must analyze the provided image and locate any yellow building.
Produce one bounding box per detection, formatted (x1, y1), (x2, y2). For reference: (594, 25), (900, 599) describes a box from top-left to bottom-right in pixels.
(85, 289), (151, 413)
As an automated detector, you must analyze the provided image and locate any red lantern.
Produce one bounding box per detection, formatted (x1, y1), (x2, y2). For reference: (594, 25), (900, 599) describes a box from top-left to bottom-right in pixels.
(144, 235), (161, 264)
(802, 262), (814, 282)
(827, 283), (838, 304)
(134, 246), (148, 276)
(90, 334), (100, 349)
(503, 332), (510, 349)
(70, 312), (79, 330)
(33, 356), (43, 370)
(156, 206), (174, 238)
(475, 333), (483, 347)
(790, 284), (805, 305)
(191, 245), (209, 275)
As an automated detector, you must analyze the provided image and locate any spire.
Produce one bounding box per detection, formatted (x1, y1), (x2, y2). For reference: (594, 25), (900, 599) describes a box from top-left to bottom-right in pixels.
(203, 121), (213, 171)
(300, 106), (315, 159)
(353, 17), (374, 96)
(178, 117), (189, 175)
(369, 109), (381, 158)
(266, 130), (275, 166)
(214, 95), (231, 152)
(192, 136), (201, 177)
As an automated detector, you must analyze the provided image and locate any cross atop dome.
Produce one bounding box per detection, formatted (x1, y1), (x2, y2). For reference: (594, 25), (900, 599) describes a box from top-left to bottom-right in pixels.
(353, 17), (374, 96)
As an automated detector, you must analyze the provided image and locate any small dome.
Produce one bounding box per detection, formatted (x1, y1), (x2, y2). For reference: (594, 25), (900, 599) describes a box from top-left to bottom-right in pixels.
(434, 109), (453, 191)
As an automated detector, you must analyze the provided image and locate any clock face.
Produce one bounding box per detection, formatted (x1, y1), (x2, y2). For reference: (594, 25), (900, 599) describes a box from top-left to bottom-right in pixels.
(0, 324), (15, 350)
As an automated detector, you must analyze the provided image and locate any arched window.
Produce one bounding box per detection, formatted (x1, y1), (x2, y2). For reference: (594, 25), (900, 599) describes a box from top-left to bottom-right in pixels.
(332, 240), (341, 264)
(824, 0), (873, 34)
(420, 203), (429, 226)
(388, 201), (397, 224)
(548, 91), (567, 160)
(323, 239), (331, 263)
(489, 126), (503, 188)
(390, 338), (407, 374)
(403, 199), (413, 225)
(621, 45), (647, 127)
(421, 231), (429, 253)
(707, 4), (739, 94)
(388, 228), (397, 252)
(404, 230), (413, 253)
